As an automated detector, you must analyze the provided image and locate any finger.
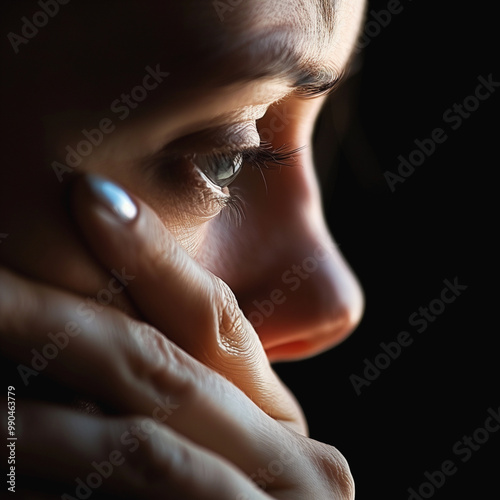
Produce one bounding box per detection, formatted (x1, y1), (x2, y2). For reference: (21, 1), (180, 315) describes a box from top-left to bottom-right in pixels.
(71, 173), (305, 432)
(0, 270), (353, 498)
(0, 267), (295, 476)
(1, 399), (272, 500)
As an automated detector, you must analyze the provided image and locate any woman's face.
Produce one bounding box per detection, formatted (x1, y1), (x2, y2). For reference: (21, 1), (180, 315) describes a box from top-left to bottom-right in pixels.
(1, 0), (365, 362)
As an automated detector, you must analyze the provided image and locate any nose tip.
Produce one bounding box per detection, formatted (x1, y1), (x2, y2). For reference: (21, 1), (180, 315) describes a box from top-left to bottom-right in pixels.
(242, 241), (365, 362)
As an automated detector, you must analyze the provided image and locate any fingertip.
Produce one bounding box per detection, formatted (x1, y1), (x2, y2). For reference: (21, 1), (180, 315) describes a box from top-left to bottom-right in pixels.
(70, 173), (145, 287)
(75, 173), (138, 223)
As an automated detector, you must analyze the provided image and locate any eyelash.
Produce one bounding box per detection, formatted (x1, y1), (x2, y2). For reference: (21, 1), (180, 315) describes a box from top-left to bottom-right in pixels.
(241, 142), (303, 169)
(144, 140), (303, 226)
(215, 142), (304, 225)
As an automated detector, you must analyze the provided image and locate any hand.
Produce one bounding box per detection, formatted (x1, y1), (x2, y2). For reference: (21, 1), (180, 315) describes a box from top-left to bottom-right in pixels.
(0, 174), (354, 499)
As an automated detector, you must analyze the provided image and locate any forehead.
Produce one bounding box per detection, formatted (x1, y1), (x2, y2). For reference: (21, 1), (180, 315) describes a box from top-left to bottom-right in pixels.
(4, 0), (363, 111)
(149, 0), (361, 83)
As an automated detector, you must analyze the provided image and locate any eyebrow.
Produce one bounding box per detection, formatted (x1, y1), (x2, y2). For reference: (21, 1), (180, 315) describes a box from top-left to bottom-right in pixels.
(206, 27), (346, 99)
(292, 67), (345, 98)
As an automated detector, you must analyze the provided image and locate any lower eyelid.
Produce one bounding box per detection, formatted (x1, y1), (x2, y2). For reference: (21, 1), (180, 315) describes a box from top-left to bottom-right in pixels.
(182, 160), (231, 220)
(187, 161), (246, 226)
(141, 155), (229, 222)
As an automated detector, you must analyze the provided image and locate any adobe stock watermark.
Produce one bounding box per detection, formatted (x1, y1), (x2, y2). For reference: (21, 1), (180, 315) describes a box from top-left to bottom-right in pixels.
(16, 267), (135, 386)
(7, 0), (70, 54)
(61, 396), (180, 500)
(349, 277), (468, 395)
(235, 449), (296, 499)
(247, 243), (332, 328)
(407, 404), (500, 499)
(51, 64), (169, 183)
(384, 73), (499, 192)
(213, 0), (243, 22)
(355, 0), (412, 53)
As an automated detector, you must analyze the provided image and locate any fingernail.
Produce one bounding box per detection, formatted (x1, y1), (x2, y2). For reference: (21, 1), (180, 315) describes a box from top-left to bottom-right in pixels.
(85, 174), (138, 222)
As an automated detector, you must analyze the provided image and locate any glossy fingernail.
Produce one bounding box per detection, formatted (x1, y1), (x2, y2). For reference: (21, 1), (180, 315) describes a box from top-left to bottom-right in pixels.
(86, 174), (138, 222)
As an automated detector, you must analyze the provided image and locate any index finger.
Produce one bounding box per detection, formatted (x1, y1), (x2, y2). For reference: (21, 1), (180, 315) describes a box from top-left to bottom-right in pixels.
(0, 267), (298, 477)
(72, 174), (306, 433)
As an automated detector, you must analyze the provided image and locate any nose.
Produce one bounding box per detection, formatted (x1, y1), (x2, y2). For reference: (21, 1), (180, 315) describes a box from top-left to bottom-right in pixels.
(245, 242), (363, 362)
(216, 145), (364, 362)
(234, 213), (364, 362)
(200, 96), (365, 362)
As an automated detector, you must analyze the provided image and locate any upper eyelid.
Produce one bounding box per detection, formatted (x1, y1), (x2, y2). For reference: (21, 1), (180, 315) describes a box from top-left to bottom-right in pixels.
(155, 122), (261, 159)
(142, 130), (257, 173)
(142, 114), (304, 177)
(144, 144), (257, 171)
(143, 142), (302, 180)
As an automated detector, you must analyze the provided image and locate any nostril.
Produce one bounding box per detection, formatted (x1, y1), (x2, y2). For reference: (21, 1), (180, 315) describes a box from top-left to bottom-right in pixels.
(253, 258), (365, 361)
(263, 301), (363, 362)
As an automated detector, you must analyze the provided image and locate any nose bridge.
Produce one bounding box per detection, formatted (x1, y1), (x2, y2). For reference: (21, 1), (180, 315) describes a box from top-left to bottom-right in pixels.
(230, 155), (364, 361)
(212, 97), (364, 361)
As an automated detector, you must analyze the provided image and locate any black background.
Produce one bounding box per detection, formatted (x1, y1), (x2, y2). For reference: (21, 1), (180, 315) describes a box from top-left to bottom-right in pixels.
(274, 1), (497, 498)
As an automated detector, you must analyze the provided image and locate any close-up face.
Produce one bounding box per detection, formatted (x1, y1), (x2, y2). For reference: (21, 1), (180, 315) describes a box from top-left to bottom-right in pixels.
(1, 3), (490, 498)
(1, 0), (365, 362)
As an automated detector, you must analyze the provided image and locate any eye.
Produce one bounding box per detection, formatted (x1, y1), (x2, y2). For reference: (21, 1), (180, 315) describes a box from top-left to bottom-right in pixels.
(191, 152), (244, 188)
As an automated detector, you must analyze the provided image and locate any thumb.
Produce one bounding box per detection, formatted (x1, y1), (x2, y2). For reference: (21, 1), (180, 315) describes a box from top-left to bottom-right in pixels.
(72, 173), (306, 433)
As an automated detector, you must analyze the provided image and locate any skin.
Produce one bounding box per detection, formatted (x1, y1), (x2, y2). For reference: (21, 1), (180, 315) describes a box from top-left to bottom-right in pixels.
(0, 0), (366, 497)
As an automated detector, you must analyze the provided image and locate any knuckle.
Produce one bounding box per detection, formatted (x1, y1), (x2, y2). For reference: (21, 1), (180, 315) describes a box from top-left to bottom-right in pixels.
(109, 417), (194, 492)
(122, 318), (177, 374)
(118, 317), (199, 401)
(306, 441), (355, 500)
(213, 277), (250, 358)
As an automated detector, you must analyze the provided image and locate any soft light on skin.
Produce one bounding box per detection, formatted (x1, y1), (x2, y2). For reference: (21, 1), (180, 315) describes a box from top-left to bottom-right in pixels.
(0, 0), (366, 361)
